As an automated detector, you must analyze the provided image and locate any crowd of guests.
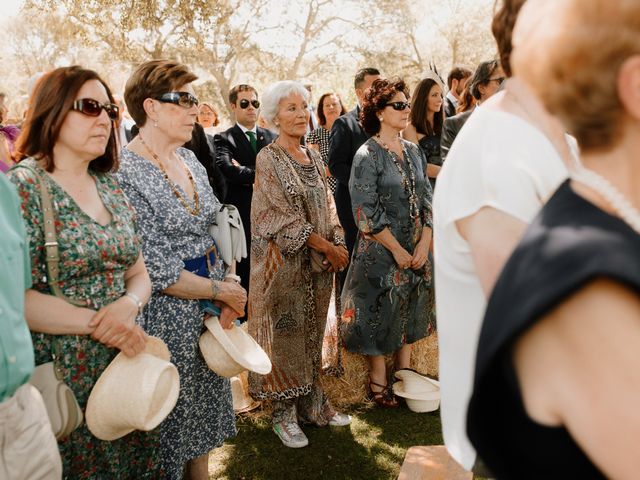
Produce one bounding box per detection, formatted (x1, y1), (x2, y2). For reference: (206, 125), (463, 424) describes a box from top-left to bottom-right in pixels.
(2, 0), (639, 478)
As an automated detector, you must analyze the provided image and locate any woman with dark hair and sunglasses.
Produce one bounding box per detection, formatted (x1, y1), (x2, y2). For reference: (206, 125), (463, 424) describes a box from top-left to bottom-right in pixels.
(340, 78), (435, 408)
(305, 92), (346, 193)
(403, 76), (445, 188)
(440, 60), (505, 161)
(115, 60), (247, 480)
(7, 66), (160, 476)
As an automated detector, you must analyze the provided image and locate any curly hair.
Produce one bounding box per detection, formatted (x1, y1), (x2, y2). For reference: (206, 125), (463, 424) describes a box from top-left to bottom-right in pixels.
(360, 78), (409, 136)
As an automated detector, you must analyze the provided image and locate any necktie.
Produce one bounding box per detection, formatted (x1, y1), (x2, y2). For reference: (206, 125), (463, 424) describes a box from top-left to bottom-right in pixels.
(246, 131), (257, 153)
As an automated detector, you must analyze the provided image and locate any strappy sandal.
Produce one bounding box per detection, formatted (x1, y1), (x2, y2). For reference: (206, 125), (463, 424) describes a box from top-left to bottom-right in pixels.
(368, 379), (399, 409)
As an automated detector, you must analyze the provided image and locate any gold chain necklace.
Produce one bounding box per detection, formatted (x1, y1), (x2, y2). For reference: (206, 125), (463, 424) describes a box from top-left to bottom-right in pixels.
(138, 133), (200, 216)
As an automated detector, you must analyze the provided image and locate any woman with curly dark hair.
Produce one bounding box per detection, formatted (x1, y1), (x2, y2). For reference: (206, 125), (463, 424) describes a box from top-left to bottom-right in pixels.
(340, 78), (435, 408)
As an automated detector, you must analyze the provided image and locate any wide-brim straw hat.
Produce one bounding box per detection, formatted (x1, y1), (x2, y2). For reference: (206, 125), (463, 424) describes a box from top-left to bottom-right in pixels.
(199, 316), (272, 378)
(86, 336), (180, 441)
(230, 375), (260, 414)
(393, 369), (440, 413)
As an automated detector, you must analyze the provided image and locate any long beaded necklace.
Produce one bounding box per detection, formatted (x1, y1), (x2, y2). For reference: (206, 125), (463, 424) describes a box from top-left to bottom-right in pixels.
(571, 165), (640, 234)
(138, 133), (201, 216)
(375, 134), (420, 220)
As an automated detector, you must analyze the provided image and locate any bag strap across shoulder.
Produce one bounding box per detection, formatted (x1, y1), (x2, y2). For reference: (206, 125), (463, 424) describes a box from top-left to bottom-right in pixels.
(14, 163), (88, 307)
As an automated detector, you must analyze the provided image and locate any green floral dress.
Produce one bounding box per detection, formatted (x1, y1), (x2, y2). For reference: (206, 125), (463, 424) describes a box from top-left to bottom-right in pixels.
(8, 158), (164, 479)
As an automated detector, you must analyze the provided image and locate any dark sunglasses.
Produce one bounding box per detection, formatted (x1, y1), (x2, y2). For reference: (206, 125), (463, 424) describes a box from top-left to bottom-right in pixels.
(155, 92), (199, 108)
(385, 101), (411, 111)
(72, 99), (119, 121)
(239, 99), (260, 109)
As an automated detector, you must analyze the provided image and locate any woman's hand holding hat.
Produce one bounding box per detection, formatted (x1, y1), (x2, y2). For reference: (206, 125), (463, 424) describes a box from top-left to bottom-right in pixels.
(218, 305), (239, 330)
(214, 280), (247, 317)
(88, 297), (147, 357)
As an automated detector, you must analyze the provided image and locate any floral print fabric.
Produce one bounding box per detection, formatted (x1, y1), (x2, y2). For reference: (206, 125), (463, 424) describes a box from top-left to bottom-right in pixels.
(8, 158), (163, 479)
(115, 148), (236, 480)
(340, 139), (436, 356)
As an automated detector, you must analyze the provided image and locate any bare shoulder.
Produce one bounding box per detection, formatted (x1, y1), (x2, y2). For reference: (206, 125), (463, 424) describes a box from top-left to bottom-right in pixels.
(514, 277), (640, 477)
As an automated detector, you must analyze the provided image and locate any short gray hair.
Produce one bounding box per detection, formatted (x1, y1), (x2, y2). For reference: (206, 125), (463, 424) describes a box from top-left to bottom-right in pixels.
(260, 80), (309, 130)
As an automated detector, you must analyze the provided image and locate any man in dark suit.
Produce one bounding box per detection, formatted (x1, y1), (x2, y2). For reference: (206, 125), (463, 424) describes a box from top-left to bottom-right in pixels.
(444, 66), (472, 118)
(328, 67), (380, 263)
(214, 84), (277, 319)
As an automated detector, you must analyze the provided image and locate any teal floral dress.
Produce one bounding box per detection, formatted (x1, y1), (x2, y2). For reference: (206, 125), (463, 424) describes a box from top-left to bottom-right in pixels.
(8, 158), (163, 479)
(340, 139), (436, 355)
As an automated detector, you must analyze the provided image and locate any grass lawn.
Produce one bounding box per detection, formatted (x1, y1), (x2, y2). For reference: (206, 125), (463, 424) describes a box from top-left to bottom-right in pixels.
(209, 404), (444, 479)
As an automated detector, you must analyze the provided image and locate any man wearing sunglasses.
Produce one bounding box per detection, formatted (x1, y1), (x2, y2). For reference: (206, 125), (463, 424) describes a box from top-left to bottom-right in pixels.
(214, 84), (277, 321)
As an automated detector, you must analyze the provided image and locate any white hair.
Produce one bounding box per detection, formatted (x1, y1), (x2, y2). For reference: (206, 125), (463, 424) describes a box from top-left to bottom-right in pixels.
(260, 80), (309, 130)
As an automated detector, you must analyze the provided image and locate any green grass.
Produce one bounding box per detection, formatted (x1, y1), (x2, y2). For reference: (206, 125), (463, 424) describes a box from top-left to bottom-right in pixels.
(209, 405), (444, 479)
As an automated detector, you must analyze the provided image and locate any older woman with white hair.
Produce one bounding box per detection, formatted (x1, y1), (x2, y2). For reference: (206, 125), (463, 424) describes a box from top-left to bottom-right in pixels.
(248, 80), (350, 449)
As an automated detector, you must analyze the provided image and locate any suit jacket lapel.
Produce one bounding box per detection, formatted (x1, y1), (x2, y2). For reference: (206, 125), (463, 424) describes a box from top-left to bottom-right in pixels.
(256, 127), (272, 151)
(232, 125), (255, 160)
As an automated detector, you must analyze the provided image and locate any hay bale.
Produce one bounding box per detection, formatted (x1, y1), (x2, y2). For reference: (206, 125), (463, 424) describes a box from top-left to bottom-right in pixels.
(323, 333), (439, 408)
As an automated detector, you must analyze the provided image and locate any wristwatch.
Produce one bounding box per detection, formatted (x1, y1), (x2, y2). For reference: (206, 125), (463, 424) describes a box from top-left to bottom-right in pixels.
(124, 291), (143, 316)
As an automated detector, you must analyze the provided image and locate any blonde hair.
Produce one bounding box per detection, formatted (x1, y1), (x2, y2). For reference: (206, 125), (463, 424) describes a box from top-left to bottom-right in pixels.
(512, 0), (640, 152)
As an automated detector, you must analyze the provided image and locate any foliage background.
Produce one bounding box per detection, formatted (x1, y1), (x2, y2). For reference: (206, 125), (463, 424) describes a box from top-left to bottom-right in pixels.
(1, 0), (497, 123)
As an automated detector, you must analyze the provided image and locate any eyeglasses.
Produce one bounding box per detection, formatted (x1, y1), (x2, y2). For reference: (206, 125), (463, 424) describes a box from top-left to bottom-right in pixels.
(488, 77), (506, 85)
(72, 99), (119, 121)
(239, 99), (260, 109)
(155, 92), (199, 108)
(385, 101), (411, 111)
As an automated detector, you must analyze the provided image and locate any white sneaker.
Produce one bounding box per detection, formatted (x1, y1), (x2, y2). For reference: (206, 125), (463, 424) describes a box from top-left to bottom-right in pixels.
(328, 412), (352, 427)
(273, 421), (309, 448)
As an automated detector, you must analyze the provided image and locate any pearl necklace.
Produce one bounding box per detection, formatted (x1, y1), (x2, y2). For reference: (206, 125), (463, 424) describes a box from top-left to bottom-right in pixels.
(138, 133), (200, 216)
(571, 166), (640, 234)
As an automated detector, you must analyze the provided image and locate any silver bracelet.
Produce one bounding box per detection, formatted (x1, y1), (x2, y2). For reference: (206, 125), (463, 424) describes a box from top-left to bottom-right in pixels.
(224, 273), (241, 284)
(124, 291), (143, 315)
(210, 279), (220, 300)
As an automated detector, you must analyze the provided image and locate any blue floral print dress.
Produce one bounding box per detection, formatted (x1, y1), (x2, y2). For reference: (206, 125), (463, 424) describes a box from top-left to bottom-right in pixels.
(340, 139), (436, 355)
(115, 147), (236, 480)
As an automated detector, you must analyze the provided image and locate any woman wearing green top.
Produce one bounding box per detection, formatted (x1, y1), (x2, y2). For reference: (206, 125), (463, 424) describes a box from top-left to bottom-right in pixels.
(8, 66), (161, 478)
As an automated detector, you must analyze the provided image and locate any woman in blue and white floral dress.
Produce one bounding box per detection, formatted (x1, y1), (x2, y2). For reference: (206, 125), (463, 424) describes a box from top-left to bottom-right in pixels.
(115, 60), (247, 480)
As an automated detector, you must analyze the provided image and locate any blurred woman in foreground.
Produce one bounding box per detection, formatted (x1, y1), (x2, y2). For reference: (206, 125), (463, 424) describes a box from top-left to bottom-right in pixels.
(468, 1), (640, 478)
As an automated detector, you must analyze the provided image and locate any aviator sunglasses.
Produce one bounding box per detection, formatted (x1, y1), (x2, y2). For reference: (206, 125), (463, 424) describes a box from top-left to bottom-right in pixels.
(385, 101), (411, 111)
(239, 99), (260, 109)
(72, 99), (119, 121)
(155, 91), (200, 108)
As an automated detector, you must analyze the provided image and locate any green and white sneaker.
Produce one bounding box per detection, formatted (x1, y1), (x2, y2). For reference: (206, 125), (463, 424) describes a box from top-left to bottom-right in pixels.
(273, 421), (309, 448)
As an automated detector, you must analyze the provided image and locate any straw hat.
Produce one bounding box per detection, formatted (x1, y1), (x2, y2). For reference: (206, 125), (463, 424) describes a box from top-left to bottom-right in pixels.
(199, 316), (272, 378)
(230, 375), (260, 414)
(86, 336), (180, 441)
(393, 369), (441, 413)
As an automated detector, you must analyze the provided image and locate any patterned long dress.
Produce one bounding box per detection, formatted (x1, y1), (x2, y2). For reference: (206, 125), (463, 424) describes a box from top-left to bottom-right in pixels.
(248, 143), (344, 424)
(8, 158), (163, 479)
(340, 139), (435, 356)
(115, 148), (236, 480)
